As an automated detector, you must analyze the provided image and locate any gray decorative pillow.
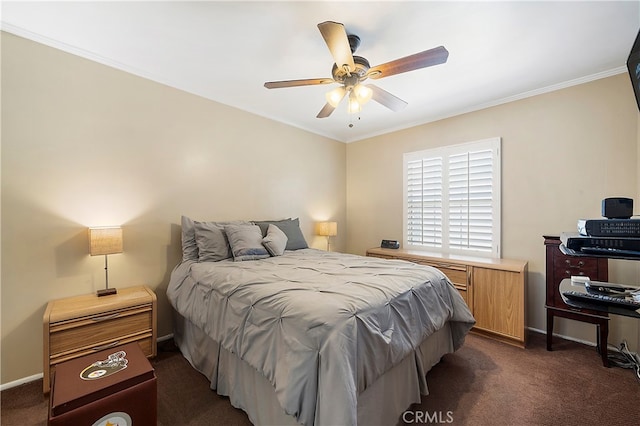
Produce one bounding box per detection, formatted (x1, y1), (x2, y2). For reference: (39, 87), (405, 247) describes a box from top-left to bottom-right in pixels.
(262, 224), (288, 256)
(253, 218), (308, 250)
(183, 217), (252, 262)
(194, 221), (232, 262)
(181, 215), (199, 261)
(225, 224), (270, 261)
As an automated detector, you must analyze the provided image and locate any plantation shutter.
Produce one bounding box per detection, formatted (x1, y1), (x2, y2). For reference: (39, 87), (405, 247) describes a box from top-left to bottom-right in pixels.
(403, 138), (500, 258)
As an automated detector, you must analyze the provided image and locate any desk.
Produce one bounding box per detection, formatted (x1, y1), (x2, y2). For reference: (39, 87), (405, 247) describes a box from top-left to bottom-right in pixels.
(543, 236), (609, 359)
(559, 278), (640, 367)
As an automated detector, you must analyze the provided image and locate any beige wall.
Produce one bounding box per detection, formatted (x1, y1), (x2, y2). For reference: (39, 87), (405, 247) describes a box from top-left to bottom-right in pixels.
(1, 32), (346, 385)
(3, 30), (640, 387)
(346, 74), (640, 350)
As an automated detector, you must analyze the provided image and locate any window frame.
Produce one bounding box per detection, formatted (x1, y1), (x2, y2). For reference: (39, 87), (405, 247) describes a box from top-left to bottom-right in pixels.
(402, 137), (501, 258)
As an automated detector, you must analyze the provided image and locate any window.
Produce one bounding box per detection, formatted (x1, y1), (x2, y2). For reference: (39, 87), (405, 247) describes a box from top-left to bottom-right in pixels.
(403, 138), (501, 258)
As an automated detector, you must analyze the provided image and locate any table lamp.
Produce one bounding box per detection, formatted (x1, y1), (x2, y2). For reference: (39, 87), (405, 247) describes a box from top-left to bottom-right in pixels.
(315, 221), (337, 251)
(89, 226), (123, 296)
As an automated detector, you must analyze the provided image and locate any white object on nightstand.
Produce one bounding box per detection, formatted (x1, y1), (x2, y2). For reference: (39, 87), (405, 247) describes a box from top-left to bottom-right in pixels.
(571, 275), (591, 285)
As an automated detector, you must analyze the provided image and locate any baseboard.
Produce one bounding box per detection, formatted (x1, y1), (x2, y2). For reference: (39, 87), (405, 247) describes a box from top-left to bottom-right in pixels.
(0, 334), (175, 392)
(0, 373), (44, 392)
(526, 326), (597, 348)
(158, 333), (174, 343)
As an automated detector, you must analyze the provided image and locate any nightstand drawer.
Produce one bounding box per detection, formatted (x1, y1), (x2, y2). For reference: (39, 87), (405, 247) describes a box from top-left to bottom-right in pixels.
(50, 336), (154, 368)
(50, 306), (152, 357)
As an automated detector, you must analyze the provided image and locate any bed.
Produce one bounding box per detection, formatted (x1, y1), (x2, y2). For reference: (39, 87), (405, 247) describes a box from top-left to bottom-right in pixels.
(167, 217), (475, 425)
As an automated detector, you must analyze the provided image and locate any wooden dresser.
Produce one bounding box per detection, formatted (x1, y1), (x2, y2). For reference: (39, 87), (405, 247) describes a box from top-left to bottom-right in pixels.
(366, 247), (528, 348)
(43, 285), (157, 393)
(543, 236), (608, 353)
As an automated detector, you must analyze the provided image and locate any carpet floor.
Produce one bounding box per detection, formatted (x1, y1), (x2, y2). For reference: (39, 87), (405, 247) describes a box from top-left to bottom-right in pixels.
(1, 332), (638, 425)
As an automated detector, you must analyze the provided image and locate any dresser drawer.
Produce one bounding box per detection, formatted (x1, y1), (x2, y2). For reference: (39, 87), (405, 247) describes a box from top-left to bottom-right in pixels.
(438, 266), (468, 291)
(49, 306), (152, 358)
(440, 267), (469, 310)
(415, 261), (470, 307)
(367, 252), (471, 305)
(416, 261), (468, 290)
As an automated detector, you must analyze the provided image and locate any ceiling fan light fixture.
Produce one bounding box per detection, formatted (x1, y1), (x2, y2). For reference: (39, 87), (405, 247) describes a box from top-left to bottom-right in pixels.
(264, 21), (448, 120)
(353, 84), (373, 105)
(347, 92), (361, 114)
(326, 87), (346, 107)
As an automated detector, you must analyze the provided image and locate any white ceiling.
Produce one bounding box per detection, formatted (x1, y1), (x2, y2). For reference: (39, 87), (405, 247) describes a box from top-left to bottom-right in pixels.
(2, 1), (639, 143)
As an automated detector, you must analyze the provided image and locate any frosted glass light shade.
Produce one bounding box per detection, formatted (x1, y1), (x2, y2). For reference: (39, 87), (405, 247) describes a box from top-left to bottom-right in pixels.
(325, 87), (346, 107)
(353, 84), (373, 104)
(347, 96), (361, 114)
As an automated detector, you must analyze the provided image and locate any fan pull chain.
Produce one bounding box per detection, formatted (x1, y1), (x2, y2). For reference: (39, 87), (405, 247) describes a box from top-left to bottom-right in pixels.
(348, 111), (361, 128)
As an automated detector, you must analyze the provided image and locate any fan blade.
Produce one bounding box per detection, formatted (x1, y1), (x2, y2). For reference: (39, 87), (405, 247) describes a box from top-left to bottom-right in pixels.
(318, 21), (355, 72)
(368, 84), (407, 112)
(316, 103), (336, 118)
(368, 46), (449, 80)
(264, 78), (334, 89)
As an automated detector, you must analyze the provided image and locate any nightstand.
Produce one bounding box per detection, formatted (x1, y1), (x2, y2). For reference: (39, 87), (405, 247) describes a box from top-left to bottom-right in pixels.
(43, 286), (157, 393)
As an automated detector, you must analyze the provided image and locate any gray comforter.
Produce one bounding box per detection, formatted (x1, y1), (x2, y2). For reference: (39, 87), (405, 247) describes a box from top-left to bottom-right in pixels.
(167, 249), (475, 425)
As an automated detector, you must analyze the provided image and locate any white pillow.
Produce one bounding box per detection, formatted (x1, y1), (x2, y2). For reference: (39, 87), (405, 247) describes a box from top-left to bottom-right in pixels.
(262, 224), (288, 256)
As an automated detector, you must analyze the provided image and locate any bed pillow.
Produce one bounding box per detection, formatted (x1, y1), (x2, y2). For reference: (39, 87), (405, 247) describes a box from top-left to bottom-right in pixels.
(181, 215), (199, 261)
(194, 221), (232, 262)
(262, 224), (288, 256)
(190, 219), (253, 262)
(225, 224), (270, 261)
(253, 218), (308, 250)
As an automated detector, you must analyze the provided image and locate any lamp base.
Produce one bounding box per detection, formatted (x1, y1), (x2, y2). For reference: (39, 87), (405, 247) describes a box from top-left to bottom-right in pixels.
(97, 287), (117, 297)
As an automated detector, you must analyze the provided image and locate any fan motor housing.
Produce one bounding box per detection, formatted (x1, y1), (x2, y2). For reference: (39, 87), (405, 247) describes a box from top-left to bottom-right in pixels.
(347, 34), (361, 53)
(331, 56), (370, 82)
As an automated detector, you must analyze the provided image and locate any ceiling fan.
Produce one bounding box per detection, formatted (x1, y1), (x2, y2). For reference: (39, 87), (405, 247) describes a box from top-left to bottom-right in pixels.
(264, 21), (449, 119)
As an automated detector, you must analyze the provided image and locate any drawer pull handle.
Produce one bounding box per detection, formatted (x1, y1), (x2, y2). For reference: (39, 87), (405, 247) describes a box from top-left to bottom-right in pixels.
(92, 341), (120, 351)
(91, 313), (120, 322)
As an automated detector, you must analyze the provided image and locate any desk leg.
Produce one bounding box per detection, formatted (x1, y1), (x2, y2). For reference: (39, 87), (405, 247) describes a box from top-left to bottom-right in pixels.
(599, 321), (609, 368)
(546, 310), (554, 351)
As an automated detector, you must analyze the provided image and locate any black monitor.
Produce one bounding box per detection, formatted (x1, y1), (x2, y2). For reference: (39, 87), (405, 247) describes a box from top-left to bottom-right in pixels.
(626, 29), (640, 112)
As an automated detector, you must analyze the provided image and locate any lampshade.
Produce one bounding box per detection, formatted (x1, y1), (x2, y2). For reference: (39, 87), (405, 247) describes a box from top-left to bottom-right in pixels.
(315, 222), (337, 237)
(89, 227), (123, 256)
